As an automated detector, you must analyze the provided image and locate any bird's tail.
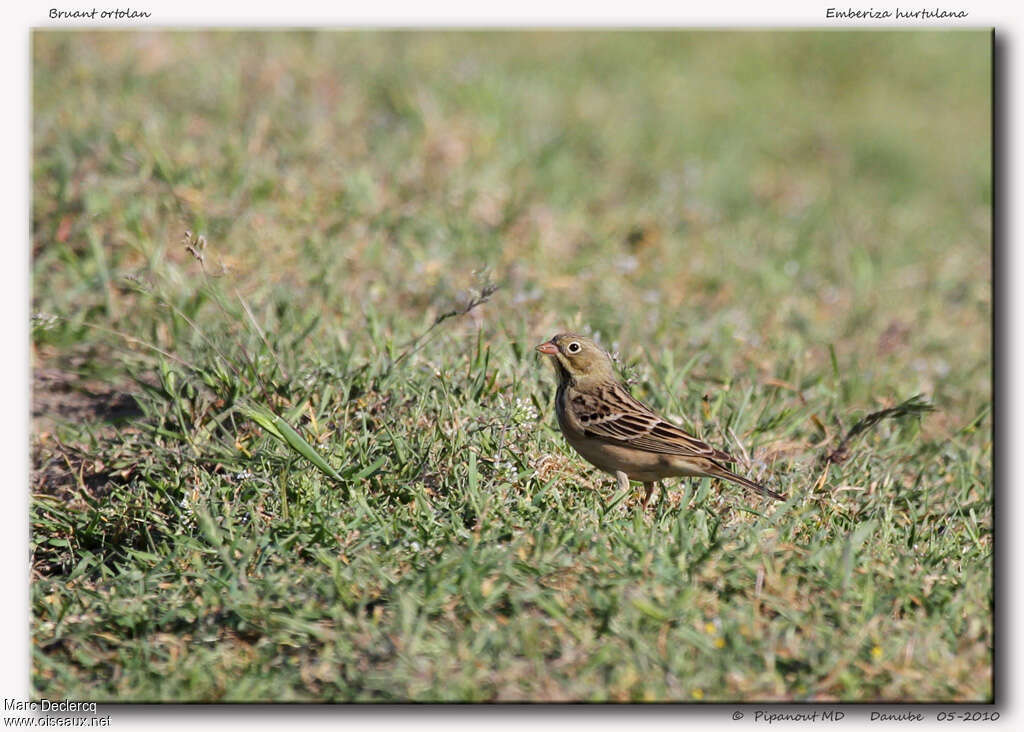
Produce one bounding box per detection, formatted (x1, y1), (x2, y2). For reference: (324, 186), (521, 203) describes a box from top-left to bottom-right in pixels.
(712, 464), (785, 501)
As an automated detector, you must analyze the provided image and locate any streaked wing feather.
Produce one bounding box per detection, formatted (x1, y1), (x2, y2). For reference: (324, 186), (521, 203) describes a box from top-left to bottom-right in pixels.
(573, 382), (734, 462)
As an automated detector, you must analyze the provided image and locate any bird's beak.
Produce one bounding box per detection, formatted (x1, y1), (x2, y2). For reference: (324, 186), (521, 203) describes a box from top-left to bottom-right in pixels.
(536, 340), (559, 355)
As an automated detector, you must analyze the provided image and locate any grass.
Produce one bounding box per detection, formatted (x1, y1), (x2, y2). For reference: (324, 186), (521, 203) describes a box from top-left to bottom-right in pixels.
(30, 30), (991, 702)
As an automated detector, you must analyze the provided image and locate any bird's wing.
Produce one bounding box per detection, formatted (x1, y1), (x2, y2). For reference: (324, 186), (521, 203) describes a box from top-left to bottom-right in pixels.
(569, 382), (735, 462)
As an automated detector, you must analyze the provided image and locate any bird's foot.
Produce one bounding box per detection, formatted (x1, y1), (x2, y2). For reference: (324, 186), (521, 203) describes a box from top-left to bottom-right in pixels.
(642, 482), (657, 510)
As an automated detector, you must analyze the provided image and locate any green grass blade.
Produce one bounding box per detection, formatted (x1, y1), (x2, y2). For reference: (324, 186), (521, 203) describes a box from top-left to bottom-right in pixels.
(242, 405), (343, 482)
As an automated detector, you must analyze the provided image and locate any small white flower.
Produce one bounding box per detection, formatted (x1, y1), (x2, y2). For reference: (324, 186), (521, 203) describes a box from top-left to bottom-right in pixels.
(615, 256), (639, 274)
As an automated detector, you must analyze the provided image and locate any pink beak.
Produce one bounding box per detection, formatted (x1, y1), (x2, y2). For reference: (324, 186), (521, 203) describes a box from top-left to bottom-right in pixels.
(536, 340), (559, 355)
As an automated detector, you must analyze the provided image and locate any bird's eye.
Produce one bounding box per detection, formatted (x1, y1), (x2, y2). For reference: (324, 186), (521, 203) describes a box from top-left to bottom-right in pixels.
(567, 342), (581, 354)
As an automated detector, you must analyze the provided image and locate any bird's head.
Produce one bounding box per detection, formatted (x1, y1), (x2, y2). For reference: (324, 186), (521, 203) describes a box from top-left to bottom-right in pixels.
(536, 333), (617, 385)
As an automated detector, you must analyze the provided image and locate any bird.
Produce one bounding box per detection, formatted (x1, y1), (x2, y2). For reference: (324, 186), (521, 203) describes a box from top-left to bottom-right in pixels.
(536, 333), (784, 507)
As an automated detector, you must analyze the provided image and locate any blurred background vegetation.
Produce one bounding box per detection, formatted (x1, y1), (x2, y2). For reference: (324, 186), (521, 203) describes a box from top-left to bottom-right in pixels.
(31, 31), (990, 701)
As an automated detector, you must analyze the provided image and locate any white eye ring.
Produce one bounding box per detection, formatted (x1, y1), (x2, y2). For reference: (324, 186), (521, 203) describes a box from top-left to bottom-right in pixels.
(567, 341), (581, 353)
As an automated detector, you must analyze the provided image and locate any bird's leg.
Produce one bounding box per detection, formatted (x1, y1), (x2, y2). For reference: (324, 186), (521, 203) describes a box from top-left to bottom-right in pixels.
(615, 470), (630, 493)
(642, 481), (657, 509)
